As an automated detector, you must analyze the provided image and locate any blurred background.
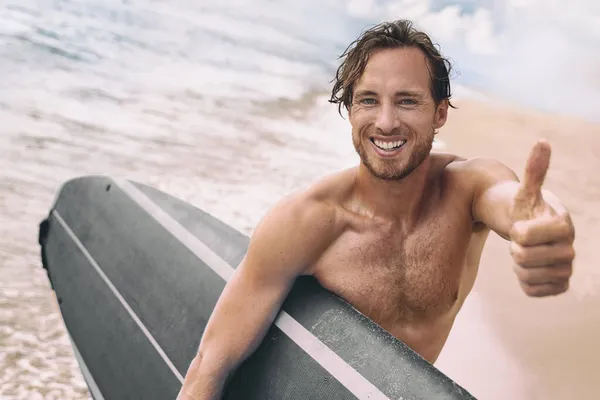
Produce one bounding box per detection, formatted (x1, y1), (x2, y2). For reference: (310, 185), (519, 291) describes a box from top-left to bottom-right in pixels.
(1, 0), (599, 399)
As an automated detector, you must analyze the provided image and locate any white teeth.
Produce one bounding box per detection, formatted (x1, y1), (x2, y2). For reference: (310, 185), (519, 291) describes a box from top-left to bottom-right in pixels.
(373, 139), (406, 151)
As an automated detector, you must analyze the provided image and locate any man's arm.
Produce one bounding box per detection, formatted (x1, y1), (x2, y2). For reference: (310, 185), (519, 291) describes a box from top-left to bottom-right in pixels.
(468, 141), (575, 297)
(177, 194), (338, 400)
(469, 157), (520, 239)
(470, 156), (571, 239)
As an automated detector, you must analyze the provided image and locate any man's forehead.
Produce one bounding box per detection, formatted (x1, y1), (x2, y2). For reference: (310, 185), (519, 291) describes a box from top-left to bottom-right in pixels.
(356, 47), (431, 89)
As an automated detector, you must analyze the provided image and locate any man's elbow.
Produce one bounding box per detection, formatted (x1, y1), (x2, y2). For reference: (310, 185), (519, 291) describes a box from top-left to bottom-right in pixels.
(193, 346), (233, 380)
(178, 348), (232, 400)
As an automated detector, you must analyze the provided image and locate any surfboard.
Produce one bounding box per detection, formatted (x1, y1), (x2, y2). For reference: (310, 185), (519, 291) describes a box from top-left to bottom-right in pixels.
(38, 176), (475, 400)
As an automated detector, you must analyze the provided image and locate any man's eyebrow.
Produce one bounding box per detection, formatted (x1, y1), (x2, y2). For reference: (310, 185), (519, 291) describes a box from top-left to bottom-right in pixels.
(395, 90), (425, 98)
(354, 89), (426, 98)
(354, 90), (378, 98)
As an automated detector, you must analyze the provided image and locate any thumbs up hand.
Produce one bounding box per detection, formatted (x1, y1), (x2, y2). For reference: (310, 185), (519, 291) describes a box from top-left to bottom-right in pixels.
(509, 140), (575, 297)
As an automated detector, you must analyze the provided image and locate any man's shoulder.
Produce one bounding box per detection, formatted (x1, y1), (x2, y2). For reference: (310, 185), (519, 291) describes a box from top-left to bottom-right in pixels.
(248, 172), (350, 274)
(260, 169), (353, 239)
(439, 153), (518, 183)
(437, 154), (519, 210)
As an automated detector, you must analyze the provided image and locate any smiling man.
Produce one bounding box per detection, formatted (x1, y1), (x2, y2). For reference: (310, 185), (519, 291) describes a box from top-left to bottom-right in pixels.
(178, 20), (576, 399)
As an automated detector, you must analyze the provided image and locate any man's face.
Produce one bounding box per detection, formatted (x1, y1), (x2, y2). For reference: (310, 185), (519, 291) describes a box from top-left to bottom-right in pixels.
(348, 47), (448, 180)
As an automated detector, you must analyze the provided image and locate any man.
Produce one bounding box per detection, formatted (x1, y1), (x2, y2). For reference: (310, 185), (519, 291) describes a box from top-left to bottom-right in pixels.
(178, 19), (575, 399)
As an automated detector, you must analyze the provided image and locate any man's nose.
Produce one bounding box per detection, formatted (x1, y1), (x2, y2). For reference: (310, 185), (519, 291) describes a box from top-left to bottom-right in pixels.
(374, 104), (399, 134)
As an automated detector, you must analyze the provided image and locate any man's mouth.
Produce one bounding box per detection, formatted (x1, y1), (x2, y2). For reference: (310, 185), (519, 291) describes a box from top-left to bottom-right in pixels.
(370, 138), (407, 151)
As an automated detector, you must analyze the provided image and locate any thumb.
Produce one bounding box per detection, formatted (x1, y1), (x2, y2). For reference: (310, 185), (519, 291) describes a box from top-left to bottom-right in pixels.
(512, 140), (552, 220)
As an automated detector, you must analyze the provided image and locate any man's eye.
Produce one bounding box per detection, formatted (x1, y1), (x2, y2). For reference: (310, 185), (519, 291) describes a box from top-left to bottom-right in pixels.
(399, 99), (417, 105)
(360, 98), (377, 105)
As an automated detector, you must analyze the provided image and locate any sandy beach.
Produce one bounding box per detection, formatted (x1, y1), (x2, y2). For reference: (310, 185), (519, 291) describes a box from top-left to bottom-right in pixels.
(435, 98), (600, 400)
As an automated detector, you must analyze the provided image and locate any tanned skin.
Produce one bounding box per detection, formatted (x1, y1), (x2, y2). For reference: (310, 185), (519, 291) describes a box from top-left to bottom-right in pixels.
(177, 47), (575, 400)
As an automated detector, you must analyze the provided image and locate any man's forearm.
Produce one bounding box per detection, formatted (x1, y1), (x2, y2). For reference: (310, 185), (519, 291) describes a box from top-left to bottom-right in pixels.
(474, 180), (518, 240)
(177, 354), (229, 400)
(475, 178), (568, 242)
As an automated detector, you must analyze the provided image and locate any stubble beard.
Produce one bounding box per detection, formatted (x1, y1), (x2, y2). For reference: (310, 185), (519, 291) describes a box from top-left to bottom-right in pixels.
(353, 128), (435, 181)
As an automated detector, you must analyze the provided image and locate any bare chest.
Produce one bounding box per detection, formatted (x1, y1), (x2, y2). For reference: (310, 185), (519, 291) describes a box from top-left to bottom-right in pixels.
(313, 215), (474, 324)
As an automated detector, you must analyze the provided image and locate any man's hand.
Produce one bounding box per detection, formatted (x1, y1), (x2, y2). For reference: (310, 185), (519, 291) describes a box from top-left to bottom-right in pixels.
(508, 140), (575, 297)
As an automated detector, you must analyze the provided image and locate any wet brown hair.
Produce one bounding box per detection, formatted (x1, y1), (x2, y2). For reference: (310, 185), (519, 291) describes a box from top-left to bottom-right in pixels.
(329, 19), (455, 115)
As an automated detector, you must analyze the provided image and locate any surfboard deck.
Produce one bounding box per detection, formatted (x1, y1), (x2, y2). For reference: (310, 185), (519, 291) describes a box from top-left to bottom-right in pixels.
(38, 176), (475, 400)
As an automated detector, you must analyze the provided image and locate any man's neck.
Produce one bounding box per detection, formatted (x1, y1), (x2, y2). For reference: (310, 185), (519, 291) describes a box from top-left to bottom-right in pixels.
(352, 157), (432, 229)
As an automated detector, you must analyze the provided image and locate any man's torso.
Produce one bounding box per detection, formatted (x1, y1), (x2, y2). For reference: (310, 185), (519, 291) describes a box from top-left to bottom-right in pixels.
(302, 153), (491, 363)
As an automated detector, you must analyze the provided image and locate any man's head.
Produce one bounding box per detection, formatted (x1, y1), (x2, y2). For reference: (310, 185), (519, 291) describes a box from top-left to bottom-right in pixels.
(329, 20), (455, 180)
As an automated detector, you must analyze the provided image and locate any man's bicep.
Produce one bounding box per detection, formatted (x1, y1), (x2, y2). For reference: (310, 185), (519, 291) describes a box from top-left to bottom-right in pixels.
(197, 196), (333, 370)
(469, 158), (519, 239)
(199, 253), (296, 368)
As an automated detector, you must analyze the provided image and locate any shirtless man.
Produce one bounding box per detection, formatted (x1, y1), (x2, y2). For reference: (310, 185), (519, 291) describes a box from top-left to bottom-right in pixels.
(178, 20), (575, 399)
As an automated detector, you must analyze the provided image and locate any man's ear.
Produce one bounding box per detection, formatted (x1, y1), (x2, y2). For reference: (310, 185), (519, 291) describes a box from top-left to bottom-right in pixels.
(434, 100), (449, 130)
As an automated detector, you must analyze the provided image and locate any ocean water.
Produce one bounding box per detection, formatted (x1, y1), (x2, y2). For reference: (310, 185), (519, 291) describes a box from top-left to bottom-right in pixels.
(1, 0), (599, 399)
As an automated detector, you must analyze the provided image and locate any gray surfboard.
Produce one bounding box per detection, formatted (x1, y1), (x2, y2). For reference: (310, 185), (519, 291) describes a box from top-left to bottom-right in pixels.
(38, 176), (475, 400)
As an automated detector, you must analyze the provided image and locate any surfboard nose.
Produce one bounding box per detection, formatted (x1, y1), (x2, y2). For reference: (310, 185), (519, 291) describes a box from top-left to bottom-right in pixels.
(39, 217), (54, 288)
